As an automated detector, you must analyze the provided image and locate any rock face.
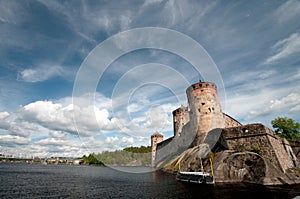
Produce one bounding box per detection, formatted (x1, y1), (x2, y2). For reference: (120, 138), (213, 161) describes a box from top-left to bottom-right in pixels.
(164, 147), (300, 185)
(214, 151), (300, 185)
(291, 139), (300, 162)
(163, 144), (211, 172)
(216, 152), (266, 184)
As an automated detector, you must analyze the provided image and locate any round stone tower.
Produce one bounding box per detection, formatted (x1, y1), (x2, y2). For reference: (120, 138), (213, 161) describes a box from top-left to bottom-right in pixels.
(186, 81), (225, 145)
(151, 133), (164, 167)
(172, 106), (189, 137)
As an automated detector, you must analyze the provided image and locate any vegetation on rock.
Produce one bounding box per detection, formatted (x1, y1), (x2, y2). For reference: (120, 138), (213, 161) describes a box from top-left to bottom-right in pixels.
(271, 117), (300, 140)
(82, 154), (104, 165)
(83, 146), (151, 166)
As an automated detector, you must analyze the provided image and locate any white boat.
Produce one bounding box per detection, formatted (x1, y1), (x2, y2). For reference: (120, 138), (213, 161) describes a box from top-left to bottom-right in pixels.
(176, 171), (214, 184)
(176, 158), (215, 184)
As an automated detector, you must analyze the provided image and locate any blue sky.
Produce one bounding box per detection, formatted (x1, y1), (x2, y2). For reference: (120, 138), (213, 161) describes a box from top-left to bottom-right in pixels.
(0, 0), (300, 158)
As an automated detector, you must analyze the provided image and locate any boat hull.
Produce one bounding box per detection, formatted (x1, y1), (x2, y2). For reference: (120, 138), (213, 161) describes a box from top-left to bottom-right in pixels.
(176, 172), (214, 184)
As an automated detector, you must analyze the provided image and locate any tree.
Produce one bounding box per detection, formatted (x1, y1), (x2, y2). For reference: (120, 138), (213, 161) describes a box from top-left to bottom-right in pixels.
(271, 117), (300, 139)
(82, 154), (104, 165)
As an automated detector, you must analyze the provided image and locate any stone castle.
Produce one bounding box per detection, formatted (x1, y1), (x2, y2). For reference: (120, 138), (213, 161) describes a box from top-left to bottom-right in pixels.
(151, 81), (300, 185)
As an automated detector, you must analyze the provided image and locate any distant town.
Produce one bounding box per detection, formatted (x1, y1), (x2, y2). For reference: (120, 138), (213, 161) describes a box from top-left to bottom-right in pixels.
(0, 146), (152, 166)
(0, 153), (84, 165)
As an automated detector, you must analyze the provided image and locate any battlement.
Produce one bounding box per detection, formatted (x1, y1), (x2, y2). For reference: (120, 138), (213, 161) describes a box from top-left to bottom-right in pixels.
(172, 106), (189, 116)
(187, 81), (217, 97)
(151, 133), (164, 139)
(223, 123), (277, 139)
(190, 81), (217, 90)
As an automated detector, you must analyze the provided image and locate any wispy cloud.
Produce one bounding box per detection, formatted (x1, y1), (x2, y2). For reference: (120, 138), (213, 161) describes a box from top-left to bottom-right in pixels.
(264, 32), (300, 64)
(246, 93), (300, 120)
(274, 0), (300, 24)
(0, 135), (31, 146)
(17, 64), (73, 82)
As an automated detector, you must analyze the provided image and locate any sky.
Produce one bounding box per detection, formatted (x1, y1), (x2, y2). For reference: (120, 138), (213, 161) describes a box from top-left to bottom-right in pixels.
(0, 0), (300, 158)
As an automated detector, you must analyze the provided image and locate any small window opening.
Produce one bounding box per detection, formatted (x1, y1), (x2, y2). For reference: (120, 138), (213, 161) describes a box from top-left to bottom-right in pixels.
(242, 128), (248, 133)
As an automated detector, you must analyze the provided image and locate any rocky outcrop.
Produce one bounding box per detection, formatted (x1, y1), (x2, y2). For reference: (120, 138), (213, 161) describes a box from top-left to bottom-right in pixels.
(163, 145), (300, 185)
(290, 139), (300, 162)
(214, 152), (266, 184)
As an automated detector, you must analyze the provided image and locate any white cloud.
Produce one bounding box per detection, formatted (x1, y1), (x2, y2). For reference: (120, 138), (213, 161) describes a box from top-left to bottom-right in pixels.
(143, 0), (164, 7)
(274, 0), (300, 24)
(246, 93), (300, 120)
(0, 111), (9, 119)
(17, 64), (71, 82)
(144, 105), (172, 130)
(121, 137), (134, 145)
(290, 105), (300, 113)
(0, 89), (177, 157)
(265, 32), (300, 64)
(0, 135), (31, 146)
(49, 131), (67, 139)
(127, 103), (140, 113)
(35, 137), (78, 147)
(105, 136), (119, 144)
(0, 1), (28, 25)
(17, 95), (118, 136)
(0, 112), (10, 130)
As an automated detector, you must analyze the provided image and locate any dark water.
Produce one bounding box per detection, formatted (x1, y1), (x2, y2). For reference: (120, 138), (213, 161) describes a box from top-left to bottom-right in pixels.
(0, 163), (299, 199)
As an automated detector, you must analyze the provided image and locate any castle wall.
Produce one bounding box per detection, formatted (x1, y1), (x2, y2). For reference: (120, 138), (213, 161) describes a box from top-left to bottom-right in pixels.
(154, 120), (199, 167)
(224, 113), (242, 128)
(223, 124), (295, 172)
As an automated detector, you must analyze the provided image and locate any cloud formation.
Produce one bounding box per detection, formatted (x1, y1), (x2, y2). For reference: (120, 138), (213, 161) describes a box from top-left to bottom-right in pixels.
(17, 64), (73, 82)
(265, 32), (300, 64)
(247, 93), (300, 120)
(1, 0), (300, 158)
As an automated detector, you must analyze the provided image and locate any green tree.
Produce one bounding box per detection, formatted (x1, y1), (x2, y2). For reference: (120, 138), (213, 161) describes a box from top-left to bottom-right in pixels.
(82, 154), (104, 165)
(271, 117), (300, 139)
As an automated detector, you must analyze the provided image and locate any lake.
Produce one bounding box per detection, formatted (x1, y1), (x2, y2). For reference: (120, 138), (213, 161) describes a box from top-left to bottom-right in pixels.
(0, 163), (299, 198)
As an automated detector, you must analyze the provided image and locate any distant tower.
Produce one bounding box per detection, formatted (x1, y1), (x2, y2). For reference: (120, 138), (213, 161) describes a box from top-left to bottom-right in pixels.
(186, 81), (225, 145)
(172, 106), (189, 137)
(151, 133), (164, 167)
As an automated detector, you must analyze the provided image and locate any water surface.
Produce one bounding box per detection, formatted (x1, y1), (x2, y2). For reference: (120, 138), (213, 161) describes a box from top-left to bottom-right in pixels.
(0, 163), (299, 198)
